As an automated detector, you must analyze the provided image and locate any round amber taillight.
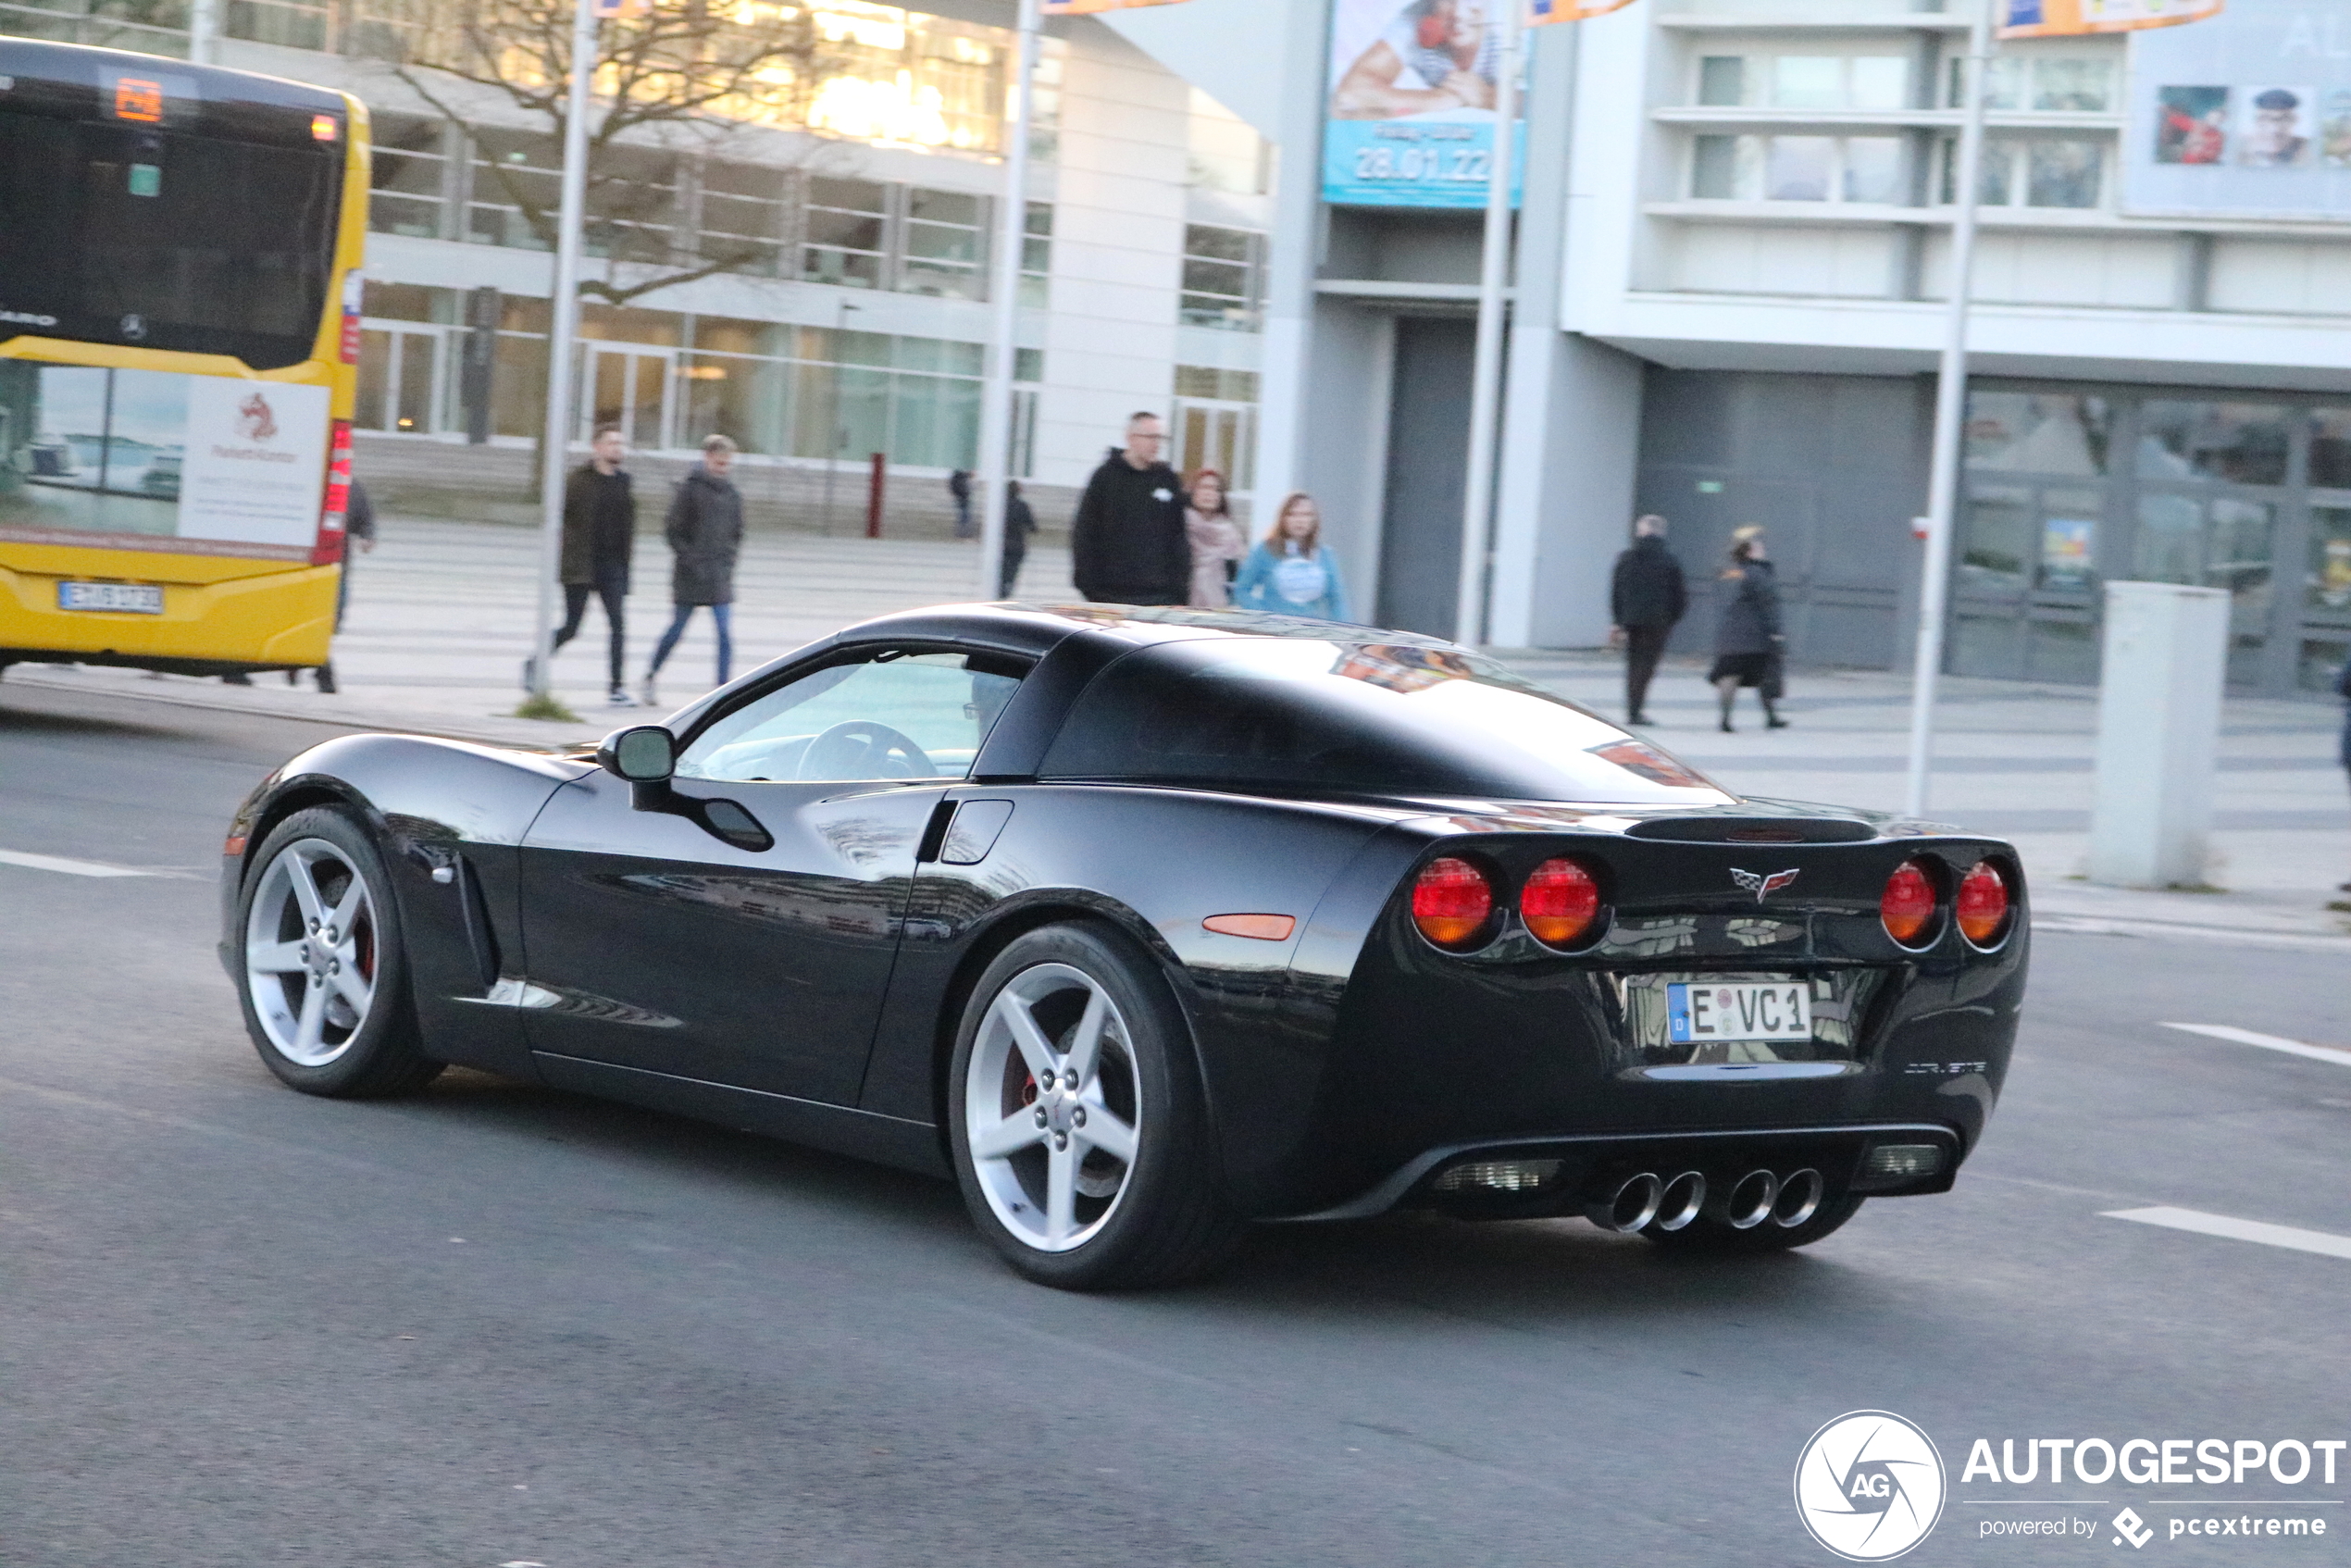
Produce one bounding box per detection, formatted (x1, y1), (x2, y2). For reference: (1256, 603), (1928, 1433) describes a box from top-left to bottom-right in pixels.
(1412, 857), (1495, 949)
(1881, 859), (1938, 947)
(1956, 859), (2011, 946)
(1522, 858), (1602, 948)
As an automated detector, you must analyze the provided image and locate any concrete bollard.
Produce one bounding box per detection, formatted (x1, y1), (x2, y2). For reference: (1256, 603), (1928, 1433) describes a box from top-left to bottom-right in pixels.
(2087, 580), (2231, 889)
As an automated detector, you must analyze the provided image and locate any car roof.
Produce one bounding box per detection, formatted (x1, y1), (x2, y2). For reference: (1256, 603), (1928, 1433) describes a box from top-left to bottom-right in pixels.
(824, 602), (1465, 659)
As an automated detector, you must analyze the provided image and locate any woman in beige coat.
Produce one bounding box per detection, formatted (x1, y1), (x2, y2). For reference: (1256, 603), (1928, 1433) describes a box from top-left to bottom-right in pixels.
(1184, 468), (1248, 608)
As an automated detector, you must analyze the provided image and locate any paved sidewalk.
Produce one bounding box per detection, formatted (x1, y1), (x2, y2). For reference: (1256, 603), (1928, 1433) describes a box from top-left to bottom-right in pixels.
(7, 514), (2345, 938)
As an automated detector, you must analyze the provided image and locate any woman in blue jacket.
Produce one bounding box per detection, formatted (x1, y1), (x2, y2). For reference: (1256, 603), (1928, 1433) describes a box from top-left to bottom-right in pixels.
(1233, 492), (1350, 622)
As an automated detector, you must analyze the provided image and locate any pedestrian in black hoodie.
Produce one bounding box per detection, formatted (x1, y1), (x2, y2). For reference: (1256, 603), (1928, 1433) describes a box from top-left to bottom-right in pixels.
(1609, 513), (1686, 727)
(1071, 411), (1188, 604)
(641, 434), (744, 703)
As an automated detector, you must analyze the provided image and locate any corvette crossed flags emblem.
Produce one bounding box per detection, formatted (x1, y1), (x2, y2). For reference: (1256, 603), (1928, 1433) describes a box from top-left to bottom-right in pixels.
(1731, 867), (1800, 902)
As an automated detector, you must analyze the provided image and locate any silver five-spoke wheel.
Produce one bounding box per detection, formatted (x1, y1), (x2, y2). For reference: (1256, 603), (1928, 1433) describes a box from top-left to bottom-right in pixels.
(963, 961), (1142, 1252)
(244, 837), (379, 1068)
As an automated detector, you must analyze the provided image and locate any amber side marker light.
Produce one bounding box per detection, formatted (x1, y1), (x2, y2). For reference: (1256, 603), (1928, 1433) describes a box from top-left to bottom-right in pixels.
(1956, 860), (2011, 945)
(1202, 914), (1295, 941)
(1881, 859), (1937, 946)
(1522, 857), (1601, 947)
(1412, 857), (1494, 949)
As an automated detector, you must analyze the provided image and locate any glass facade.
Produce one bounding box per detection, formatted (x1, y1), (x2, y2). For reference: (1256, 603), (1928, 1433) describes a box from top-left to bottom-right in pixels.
(355, 283), (1015, 473)
(1951, 382), (2351, 694)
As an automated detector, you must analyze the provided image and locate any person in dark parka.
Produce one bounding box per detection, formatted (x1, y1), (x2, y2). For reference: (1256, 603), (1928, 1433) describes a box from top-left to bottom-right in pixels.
(1609, 513), (1687, 726)
(641, 433), (744, 703)
(2337, 650), (2351, 894)
(999, 479), (1036, 599)
(1709, 525), (1787, 733)
(539, 427), (636, 706)
(1070, 411), (1189, 604)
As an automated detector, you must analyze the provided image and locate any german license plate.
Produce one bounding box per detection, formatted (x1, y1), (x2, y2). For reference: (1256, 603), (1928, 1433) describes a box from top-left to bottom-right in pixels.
(58, 581), (163, 614)
(1668, 981), (1813, 1044)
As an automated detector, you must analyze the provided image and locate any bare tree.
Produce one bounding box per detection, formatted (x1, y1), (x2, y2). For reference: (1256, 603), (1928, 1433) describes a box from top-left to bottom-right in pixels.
(372, 0), (844, 305)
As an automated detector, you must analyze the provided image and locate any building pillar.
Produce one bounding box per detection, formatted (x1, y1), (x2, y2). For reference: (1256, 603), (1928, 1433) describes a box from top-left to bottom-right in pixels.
(1249, 0), (1334, 530)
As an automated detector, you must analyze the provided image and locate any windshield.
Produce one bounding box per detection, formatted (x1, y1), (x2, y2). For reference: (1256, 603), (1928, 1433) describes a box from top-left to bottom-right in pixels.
(1039, 638), (1735, 806)
(0, 44), (343, 370)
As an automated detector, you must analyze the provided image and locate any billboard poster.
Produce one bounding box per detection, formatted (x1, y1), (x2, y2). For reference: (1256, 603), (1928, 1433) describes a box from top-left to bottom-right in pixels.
(1323, 0), (1524, 209)
(2124, 0), (2351, 217)
(2000, 0), (2222, 38)
(0, 363), (328, 556)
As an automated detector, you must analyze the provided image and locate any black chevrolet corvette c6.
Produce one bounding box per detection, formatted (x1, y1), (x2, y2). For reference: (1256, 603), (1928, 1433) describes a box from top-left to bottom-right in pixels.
(220, 603), (2026, 1289)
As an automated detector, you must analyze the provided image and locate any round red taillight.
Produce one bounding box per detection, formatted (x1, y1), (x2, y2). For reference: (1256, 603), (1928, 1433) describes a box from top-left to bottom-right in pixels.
(1956, 859), (2010, 946)
(1522, 857), (1602, 948)
(1880, 859), (1938, 946)
(1412, 857), (1494, 949)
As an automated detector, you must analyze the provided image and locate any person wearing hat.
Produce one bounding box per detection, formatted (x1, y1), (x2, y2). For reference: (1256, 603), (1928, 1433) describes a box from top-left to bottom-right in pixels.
(2243, 88), (2310, 168)
(1709, 525), (1787, 732)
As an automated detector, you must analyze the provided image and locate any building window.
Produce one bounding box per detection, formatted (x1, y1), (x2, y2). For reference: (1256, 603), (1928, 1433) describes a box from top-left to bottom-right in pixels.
(1021, 202), (1053, 309)
(1173, 366), (1259, 494)
(1948, 55), (2116, 114)
(1188, 87), (1269, 195)
(698, 160), (790, 278)
(1181, 225), (1264, 331)
(466, 130), (562, 251)
(1693, 52), (1910, 111)
(1938, 138), (2106, 208)
(902, 187), (985, 299)
(1691, 134), (1909, 205)
(369, 114), (447, 239)
(802, 176), (889, 288)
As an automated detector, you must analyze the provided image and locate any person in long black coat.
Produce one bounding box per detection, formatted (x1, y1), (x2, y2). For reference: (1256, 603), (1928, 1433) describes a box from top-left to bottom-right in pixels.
(998, 479), (1036, 599)
(1708, 525), (1787, 733)
(1609, 513), (1686, 726)
(2338, 650), (2351, 894)
(641, 433), (744, 703)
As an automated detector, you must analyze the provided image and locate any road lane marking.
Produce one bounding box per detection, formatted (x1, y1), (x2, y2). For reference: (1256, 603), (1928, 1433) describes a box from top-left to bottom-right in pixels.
(2161, 1022), (2351, 1068)
(0, 848), (164, 877)
(2104, 1206), (2351, 1262)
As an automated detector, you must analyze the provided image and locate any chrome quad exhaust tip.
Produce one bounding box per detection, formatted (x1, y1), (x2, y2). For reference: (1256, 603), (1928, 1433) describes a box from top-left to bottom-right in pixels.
(1584, 1171), (1664, 1234)
(1771, 1167), (1824, 1229)
(1653, 1170), (1707, 1232)
(1707, 1168), (1781, 1230)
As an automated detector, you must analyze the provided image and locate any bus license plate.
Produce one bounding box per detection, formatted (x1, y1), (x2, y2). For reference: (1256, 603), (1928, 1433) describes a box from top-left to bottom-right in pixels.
(1667, 981), (1812, 1043)
(58, 582), (163, 614)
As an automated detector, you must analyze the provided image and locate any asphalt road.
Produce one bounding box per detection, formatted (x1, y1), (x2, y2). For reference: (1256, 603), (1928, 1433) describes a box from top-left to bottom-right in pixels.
(5, 679), (2350, 1568)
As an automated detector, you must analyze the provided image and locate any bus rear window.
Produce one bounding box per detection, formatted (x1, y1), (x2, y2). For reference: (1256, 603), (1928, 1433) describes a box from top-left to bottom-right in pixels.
(0, 105), (341, 371)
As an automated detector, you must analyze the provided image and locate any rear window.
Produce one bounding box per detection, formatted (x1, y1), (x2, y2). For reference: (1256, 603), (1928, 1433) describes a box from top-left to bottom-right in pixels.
(0, 45), (342, 370)
(1039, 638), (1735, 806)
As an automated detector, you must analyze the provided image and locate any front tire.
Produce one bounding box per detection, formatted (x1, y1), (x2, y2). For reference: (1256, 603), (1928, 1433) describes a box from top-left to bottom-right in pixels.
(948, 924), (1242, 1290)
(234, 805), (442, 1099)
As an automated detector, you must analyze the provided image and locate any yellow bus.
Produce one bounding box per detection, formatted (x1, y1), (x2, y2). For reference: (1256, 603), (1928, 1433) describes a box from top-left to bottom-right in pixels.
(0, 39), (367, 683)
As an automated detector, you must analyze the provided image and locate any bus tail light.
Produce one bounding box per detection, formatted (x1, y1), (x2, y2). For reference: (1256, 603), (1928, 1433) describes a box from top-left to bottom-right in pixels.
(312, 418), (353, 565)
(1522, 857), (1602, 948)
(1957, 860), (2012, 946)
(1412, 857), (1494, 950)
(1880, 859), (1938, 947)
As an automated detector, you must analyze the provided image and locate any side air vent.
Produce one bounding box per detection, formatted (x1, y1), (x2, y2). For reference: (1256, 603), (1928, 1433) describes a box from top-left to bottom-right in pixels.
(1625, 816), (1875, 845)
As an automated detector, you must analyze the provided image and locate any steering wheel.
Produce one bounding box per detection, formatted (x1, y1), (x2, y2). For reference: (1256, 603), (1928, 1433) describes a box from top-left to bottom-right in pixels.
(799, 720), (936, 780)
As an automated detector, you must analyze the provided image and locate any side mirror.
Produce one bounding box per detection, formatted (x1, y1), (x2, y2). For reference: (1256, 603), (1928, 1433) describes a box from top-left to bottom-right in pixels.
(597, 726), (676, 784)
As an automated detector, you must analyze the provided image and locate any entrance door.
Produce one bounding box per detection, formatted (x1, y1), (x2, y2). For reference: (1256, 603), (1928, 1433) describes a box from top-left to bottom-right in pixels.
(1376, 317), (1475, 640)
(355, 325), (444, 434)
(581, 345), (674, 451)
(1175, 399), (1256, 500)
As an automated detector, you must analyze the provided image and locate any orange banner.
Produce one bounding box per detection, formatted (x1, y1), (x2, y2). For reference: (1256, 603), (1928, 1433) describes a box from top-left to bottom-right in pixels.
(1039, 0), (1194, 12)
(1998, 0), (2221, 38)
(1528, 0), (1637, 20)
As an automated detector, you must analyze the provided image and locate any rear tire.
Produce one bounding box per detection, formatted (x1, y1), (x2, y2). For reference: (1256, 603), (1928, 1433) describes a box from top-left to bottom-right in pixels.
(1643, 1192), (1864, 1254)
(234, 806), (442, 1099)
(948, 923), (1243, 1290)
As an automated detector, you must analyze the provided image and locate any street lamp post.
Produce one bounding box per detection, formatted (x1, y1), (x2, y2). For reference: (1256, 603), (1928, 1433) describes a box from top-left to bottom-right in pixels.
(1452, 0), (1524, 648)
(527, 0), (600, 703)
(1903, 0), (1996, 817)
(974, 0), (1042, 601)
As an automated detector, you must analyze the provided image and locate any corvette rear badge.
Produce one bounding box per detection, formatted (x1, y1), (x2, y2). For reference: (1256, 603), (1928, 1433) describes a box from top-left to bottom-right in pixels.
(1732, 867), (1800, 902)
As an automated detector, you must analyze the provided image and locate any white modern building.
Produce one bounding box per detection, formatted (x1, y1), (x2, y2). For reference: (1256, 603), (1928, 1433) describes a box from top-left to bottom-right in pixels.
(4, 0), (1275, 507)
(1113, 0), (2351, 697)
